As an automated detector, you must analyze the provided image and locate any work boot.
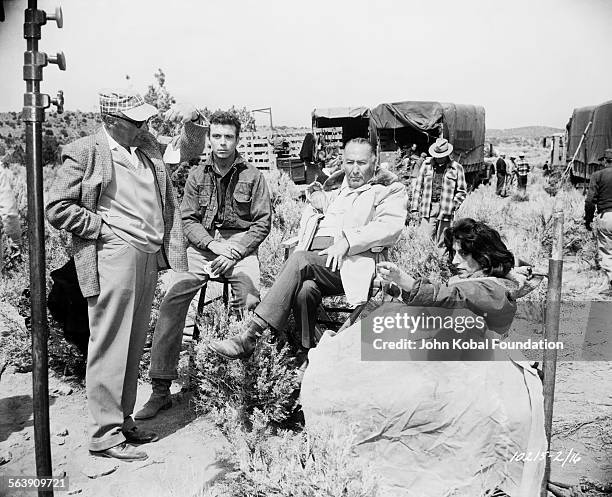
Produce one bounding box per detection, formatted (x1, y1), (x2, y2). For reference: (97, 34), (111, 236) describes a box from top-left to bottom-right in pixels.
(208, 325), (261, 360)
(134, 379), (172, 420)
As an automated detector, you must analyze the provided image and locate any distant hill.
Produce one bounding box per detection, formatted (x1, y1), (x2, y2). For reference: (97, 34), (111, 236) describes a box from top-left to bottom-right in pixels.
(486, 126), (564, 139)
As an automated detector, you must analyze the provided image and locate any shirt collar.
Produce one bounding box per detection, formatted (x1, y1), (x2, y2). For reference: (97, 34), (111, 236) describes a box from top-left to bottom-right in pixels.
(204, 152), (246, 174)
(427, 158), (457, 172)
(339, 176), (372, 194)
(103, 126), (138, 154)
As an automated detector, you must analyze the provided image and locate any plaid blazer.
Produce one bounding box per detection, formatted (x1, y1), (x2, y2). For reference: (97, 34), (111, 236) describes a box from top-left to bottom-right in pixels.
(410, 158), (467, 220)
(45, 123), (207, 297)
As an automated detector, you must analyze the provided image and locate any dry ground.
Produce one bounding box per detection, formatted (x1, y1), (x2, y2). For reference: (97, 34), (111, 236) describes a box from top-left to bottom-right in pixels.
(1, 262), (610, 497)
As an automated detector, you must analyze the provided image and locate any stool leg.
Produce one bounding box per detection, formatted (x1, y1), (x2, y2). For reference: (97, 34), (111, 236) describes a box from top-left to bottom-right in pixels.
(222, 280), (229, 310)
(193, 281), (208, 342)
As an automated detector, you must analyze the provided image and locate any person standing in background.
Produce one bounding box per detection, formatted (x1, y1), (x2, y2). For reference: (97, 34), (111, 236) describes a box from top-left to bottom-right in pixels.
(515, 152), (530, 193)
(585, 148), (612, 296)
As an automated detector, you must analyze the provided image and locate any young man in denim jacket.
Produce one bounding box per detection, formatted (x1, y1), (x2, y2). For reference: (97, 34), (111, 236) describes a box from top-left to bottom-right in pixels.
(137, 111), (271, 419)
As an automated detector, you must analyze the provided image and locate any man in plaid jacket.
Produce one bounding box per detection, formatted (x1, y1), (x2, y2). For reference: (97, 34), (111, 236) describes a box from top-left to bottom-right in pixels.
(410, 138), (467, 245)
(45, 89), (207, 462)
(515, 152), (530, 193)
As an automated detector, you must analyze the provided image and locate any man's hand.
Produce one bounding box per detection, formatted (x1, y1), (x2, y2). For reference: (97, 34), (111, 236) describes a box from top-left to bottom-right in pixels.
(310, 190), (328, 213)
(210, 255), (236, 276)
(319, 237), (349, 272)
(376, 261), (415, 291)
(207, 240), (234, 258)
(164, 103), (200, 124)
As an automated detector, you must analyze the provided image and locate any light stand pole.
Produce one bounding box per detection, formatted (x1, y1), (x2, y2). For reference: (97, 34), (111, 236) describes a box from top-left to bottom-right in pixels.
(22, 1), (66, 495)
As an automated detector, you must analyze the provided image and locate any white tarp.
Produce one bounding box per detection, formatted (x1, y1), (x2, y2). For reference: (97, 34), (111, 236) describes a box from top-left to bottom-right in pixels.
(301, 317), (547, 497)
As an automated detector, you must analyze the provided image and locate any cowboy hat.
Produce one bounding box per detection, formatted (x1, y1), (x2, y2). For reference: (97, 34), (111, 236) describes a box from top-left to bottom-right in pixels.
(429, 138), (453, 158)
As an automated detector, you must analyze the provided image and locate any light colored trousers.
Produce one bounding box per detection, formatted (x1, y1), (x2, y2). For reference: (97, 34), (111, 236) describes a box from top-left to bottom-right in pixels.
(597, 211), (612, 283)
(86, 227), (158, 451)
(149, 243), (261, 380)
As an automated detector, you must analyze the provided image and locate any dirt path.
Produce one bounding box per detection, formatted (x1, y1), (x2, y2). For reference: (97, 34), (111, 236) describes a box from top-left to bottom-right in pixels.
(510, 264), (612, 489)
(0, 372), (226, 497)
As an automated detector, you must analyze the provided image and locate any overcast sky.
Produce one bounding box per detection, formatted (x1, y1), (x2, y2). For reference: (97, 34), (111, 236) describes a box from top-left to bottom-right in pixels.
(0, 0), (610, 128)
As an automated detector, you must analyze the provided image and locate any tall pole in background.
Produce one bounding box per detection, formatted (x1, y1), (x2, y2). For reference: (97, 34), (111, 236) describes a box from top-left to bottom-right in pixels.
(540, 208), (564, 497)
(22, 1), (66, 495)
(252, 107), (273, 129)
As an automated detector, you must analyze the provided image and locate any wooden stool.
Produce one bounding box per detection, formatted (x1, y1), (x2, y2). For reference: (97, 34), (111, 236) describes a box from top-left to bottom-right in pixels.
(192, 276), (230, 342)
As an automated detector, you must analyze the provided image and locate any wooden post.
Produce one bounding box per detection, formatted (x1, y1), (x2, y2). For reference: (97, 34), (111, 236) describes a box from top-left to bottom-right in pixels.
(540, 208), (564, 496)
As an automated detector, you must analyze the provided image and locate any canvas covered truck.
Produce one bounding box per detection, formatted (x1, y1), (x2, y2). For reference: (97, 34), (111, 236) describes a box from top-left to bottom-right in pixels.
(311, 106), (371, 156)
(368, 101), (486, 187)
(566, 100), (612, 186)
(310, 101), (486, 187)
(542, 133), (567, 172)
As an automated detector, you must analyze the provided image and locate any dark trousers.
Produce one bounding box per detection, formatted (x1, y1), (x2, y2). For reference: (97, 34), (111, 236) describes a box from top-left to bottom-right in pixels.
(255, 250), (344, 348)
(517, 174), (528, 192)
(496, 172), (507, 195)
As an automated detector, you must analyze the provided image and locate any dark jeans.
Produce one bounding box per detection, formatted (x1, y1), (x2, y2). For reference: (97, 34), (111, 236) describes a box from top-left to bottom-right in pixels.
(255, 250), (344, 348)
(517, 174), (528, 192)
(496, 172), (507, 195)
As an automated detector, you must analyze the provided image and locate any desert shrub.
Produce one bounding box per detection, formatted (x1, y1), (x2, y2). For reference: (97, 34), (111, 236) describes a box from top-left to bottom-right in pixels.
(0, 280), (31, 372)
(138, 277), (168, 381)
(192, 300), (299, 430)
(259, 170), (304, 286)
(544, 187), (598, 262)
(389, 225), (452, 283)
(0, 166), (84, 376)
(204, 419), (378, 497)
(259, 226), (288, 288)
(263, 169), (299, 206)
(169, 158), (199, 204)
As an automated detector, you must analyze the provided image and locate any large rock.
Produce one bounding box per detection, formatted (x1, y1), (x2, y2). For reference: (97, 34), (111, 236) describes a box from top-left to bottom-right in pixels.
(301, 305), (547, 497)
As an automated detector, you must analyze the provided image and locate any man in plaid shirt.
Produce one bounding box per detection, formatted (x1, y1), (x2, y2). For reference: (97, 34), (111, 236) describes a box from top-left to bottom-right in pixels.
(411, 138), (467, 245)
(515, 152), (530, 193)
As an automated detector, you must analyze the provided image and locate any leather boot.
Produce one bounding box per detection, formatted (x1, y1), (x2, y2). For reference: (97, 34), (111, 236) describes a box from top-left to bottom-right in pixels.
(207, 328), (259, 360)
(134, 379), (172, 420)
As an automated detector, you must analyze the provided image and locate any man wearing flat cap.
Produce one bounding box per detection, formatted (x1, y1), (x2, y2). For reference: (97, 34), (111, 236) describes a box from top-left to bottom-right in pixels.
(585, 148), (612, 295)
(410, 138), (467, 245)
(46, 89), (208, 461)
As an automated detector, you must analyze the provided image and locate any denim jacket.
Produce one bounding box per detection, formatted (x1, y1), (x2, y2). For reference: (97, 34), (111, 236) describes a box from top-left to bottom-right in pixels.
(181, 153), (271, 258)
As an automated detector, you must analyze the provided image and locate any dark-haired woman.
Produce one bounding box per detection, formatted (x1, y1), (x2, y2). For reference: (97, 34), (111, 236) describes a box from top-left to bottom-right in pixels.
(301, 218), (547, 497)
